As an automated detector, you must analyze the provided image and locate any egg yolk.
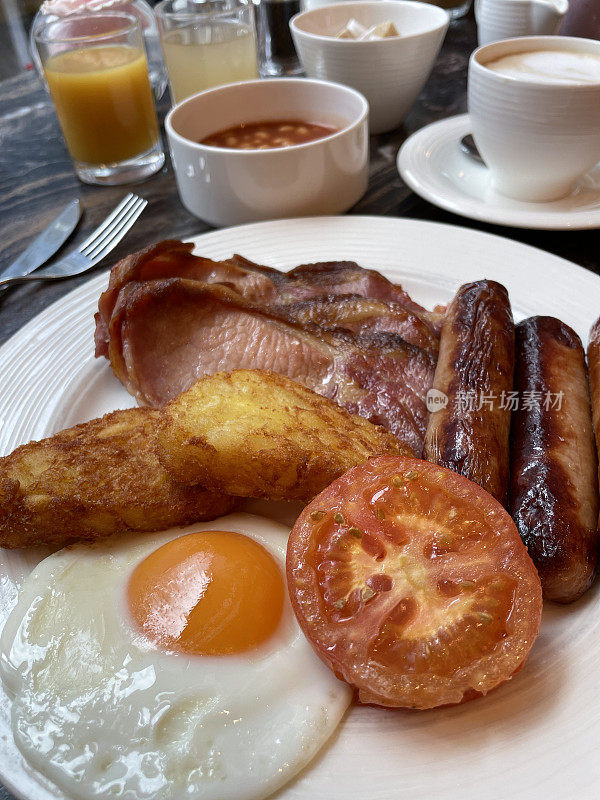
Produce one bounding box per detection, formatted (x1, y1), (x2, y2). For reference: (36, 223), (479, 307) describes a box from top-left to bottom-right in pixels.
(127, 531), (285, 656)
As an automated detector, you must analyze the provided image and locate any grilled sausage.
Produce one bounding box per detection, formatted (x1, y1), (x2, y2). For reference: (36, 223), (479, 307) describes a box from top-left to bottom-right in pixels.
(510, 316), (599, 603)
(424, 280), (514, 504)
(587, 317), (600, 528)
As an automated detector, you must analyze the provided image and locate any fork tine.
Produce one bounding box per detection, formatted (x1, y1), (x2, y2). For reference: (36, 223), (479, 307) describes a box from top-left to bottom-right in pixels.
(85, 197), (146, 261)
(76, 193), (136, 253)
(85, 198), (148, 266)
(79, 194), (139, 257)
(77, 193), (136, 253)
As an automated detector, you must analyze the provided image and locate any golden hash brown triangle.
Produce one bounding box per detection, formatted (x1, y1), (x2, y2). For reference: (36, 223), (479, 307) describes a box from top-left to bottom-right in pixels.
(157, 369), (413, 502)
(0, 408), (235, 549)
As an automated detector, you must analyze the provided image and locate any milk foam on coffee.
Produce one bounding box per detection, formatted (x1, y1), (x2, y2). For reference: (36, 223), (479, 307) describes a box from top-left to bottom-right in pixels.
(485, 50), (600, 84)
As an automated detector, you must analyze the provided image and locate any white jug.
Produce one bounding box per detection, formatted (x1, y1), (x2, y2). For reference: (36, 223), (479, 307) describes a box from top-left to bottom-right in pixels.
(475, 0), (568, 46)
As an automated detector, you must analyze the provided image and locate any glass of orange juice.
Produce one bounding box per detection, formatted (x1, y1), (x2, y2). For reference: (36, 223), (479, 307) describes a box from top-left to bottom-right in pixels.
(155, 0), (259, 105)
(34, 12), (165, 185)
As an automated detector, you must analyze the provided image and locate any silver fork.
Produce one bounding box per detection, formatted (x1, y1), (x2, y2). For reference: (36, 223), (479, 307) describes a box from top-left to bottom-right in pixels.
(0, 194), (147, 290)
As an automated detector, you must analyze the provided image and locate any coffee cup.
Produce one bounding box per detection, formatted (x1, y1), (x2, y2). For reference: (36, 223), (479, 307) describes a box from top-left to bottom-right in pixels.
(468, 36), (600, 202)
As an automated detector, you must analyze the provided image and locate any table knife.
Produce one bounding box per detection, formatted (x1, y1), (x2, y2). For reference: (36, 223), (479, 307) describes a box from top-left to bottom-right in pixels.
(0, 199), (81, 281)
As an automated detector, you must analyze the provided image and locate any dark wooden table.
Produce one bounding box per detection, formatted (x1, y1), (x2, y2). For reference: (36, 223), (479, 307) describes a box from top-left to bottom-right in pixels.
(0, 12), (598, 800)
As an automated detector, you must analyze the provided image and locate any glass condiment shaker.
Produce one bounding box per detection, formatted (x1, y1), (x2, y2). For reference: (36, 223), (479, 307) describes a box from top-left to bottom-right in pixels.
(254, 0), (302, 76)
(30, 0), (168, 100)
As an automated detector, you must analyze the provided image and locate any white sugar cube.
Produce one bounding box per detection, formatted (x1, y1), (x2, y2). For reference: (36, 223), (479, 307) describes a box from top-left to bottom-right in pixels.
(358, 21), (400, 40)
(335, 18), (368, 39)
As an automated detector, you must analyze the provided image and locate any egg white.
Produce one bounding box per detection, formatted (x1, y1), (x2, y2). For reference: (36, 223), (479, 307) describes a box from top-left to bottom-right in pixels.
(0, 513), (351, 800)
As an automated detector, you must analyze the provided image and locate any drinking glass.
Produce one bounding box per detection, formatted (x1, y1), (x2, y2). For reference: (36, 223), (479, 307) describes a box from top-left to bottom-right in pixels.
(30, 1), (168, 102)
(255, 0), (302, 77)
(155, 0), (259, 105)
(34, 12), (164, 185)
(420, 0), (472, 20)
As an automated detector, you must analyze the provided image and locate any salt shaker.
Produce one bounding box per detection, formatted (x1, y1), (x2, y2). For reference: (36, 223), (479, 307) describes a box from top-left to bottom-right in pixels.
(254, 0), (302, 76)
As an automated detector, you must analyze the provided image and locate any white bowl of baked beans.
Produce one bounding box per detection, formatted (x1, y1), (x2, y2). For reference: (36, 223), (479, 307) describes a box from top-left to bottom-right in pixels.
(165, 78), (369, 227)
(290, 1), (449, 134)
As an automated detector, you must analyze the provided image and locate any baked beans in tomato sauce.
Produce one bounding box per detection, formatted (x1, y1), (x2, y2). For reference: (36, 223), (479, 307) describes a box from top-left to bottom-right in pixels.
(200, 120), (338, 149)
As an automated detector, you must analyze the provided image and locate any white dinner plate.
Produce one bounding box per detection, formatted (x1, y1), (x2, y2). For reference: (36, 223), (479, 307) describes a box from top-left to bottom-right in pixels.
(398, 114), (600, 230)
(1, 216), (600, 800)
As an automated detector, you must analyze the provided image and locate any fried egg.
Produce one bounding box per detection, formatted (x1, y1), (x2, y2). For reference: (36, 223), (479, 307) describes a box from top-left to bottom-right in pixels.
(0, 513), (351, 800)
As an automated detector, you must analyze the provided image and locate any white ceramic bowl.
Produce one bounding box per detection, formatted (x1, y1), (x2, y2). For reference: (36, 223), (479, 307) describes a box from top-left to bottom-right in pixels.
(290, 1), (449, 134)
(165, 78), (369, 227)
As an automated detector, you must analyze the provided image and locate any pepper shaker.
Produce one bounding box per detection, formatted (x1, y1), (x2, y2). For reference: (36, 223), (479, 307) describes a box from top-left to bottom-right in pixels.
(254, 0), (302, 76)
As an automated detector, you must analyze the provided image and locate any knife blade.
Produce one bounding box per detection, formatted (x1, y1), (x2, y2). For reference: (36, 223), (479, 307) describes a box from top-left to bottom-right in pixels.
(0, 199), (81, 281)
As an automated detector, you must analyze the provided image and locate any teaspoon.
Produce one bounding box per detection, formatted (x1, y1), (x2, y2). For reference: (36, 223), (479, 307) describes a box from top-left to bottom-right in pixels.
(459, 134), (486, 166)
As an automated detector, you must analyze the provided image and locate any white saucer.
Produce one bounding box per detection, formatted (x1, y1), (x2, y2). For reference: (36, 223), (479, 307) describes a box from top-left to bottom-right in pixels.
(397, 113), (600, 230)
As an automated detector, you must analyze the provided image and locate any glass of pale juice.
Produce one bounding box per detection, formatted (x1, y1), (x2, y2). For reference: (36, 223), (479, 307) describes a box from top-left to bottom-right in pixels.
(34, 12), (165, 185)
(155, 0), (259, 105)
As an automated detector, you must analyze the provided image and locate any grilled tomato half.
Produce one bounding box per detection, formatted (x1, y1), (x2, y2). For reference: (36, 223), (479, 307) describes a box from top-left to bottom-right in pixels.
(287, 456), (542, 709)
